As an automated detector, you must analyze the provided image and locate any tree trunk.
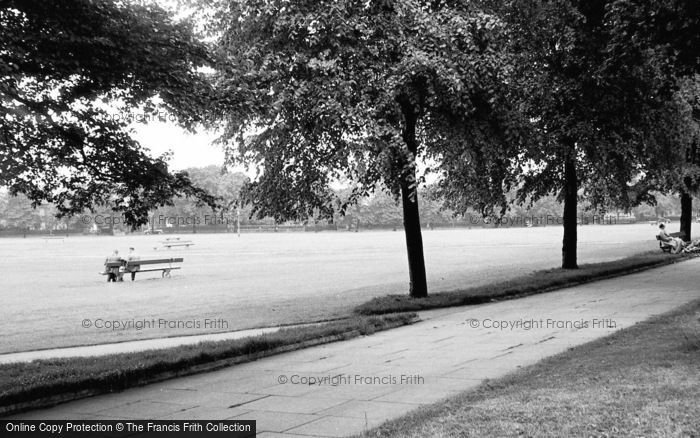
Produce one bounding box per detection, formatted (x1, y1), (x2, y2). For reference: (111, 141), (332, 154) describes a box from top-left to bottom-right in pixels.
(562, 151), (578, 269)
(400, 98), (428, 298)
(237, 202), (241, 237)
(680, 191), (692, 241)
(401, 176), (428, 298)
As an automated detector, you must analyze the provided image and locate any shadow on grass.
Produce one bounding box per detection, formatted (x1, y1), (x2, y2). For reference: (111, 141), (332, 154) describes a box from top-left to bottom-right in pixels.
(355, 251), (693, 315)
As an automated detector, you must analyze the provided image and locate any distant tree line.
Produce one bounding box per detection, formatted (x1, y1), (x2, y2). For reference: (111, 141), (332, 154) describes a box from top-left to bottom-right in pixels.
(1, 172), (694, 234)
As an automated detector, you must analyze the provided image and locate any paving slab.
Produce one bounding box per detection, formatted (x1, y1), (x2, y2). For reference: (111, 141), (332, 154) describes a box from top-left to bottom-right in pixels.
(160, 406), (252, 420)
(235, 411), (319, 433)
(5, 258), (700, 438)
(94, 400), (190, 419)
(317, 400), (418, 420)
(144, 389), (265, 408)
(285, 415), (383, 437)
(237, 395), (350, 415)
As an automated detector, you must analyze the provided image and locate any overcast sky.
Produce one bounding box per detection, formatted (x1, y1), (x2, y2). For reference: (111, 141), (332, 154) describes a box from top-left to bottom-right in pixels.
(131, 121), (226, 171)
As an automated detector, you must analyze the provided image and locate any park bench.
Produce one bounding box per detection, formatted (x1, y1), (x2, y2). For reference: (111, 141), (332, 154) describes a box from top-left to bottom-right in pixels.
(43, 235), (65, 242)
(656, 232), (686, 253)
(672, 231), (687, 241)
(158, 239), (195, 249)
(101, 257), (184, 279)
(656, 235), (673, 253)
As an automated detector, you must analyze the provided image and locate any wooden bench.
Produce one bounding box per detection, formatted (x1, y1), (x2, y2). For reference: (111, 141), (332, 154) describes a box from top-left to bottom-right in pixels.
(656, 232), (686, 253)
(656, 235), (674, 253)
(672, 231), (688, 242)
(158, 240), (194, 249)
(43, 235), (65, 242)
(101, 257), (184, 279)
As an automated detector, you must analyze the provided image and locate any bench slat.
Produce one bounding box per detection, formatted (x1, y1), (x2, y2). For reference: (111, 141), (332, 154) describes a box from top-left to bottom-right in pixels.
(104, 258), (183, 267)
(100, 267), (181, 274)
(127, 258), (184, 265)
(137, 267), (182, 273)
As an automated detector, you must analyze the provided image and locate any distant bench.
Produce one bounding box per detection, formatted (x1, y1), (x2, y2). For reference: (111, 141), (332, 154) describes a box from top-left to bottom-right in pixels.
(43, 235), (65, 242)
(101, 257), (184, 279)
(158, 239), (194, 249)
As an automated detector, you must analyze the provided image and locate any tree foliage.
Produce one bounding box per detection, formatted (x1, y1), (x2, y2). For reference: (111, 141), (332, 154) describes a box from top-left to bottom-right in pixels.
(436, 0), (692, 268)
(605, 0), (699, 78)
(604, 0), (700, 238)
(209, 0), (514, 296)
(151, 165), (250, 231)
(0, 0), (217, 227)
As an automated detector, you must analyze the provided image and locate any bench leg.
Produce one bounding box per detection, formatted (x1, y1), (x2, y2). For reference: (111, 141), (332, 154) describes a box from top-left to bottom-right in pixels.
(162, 269), (171, 278)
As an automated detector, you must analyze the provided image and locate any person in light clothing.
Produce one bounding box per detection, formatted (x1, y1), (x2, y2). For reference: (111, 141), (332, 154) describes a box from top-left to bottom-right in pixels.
(658, 223), (684, 254)
(104, 249), (121, 282)
(126, 247), (140, 281)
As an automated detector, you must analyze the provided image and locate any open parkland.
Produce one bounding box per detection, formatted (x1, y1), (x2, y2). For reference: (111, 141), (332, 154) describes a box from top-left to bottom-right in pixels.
(0, 223), (667, 354)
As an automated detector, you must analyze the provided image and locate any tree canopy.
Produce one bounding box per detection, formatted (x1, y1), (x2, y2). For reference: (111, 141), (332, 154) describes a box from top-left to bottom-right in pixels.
(209, 0), (514, 296)
(604, 0), (700, 239)
(435, 0), (692, 268)
(0, 0), (216, 227)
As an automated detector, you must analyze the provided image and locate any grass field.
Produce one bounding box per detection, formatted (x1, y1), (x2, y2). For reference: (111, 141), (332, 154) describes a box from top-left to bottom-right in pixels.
(0, 223), (675, 353)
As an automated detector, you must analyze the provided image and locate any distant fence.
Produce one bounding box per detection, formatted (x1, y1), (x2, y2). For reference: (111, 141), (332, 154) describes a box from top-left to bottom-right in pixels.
(0, 214), (647, 238)
(0, 229), (83, 238)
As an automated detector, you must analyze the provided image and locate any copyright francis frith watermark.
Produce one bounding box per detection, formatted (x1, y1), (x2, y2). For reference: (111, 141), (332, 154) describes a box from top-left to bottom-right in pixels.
(465, 318), (618, 330)
(81, 318), (230, 331)
(276, 374), (425, 386)
(466, 214), (631, 226)
(80, 214), (236, 227)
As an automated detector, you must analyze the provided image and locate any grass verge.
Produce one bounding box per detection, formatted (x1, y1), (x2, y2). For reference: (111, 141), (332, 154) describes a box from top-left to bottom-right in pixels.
(0, 313), (417, 415)
(355, 251), (694, 315)
(359, 299), (700, 437)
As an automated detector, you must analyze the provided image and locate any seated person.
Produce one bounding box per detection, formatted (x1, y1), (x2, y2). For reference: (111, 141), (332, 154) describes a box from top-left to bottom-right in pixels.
(126, 247), (141, 281)
(104, 249), (123, 282)
(658, 224), (685, 253)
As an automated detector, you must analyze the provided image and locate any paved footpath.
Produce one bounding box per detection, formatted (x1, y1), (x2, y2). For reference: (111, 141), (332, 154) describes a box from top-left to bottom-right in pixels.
(7, 258), (700, 437)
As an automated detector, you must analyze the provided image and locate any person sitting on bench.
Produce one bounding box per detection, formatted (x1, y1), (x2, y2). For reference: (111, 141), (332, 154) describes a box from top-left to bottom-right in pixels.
(658, 223), (684, 254)
(126, 247), (140, 281)
(104, 249), (122, 282)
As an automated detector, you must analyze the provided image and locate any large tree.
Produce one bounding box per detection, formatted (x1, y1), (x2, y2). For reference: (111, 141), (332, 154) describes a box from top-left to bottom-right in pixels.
(642, 76), (700, 240)
(678, 78), (700, 239)
(604, 0), (700, 240)
(0, 0), (216, 227)
(438, 0), (686, 269)
(209, 0), (511, 297)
